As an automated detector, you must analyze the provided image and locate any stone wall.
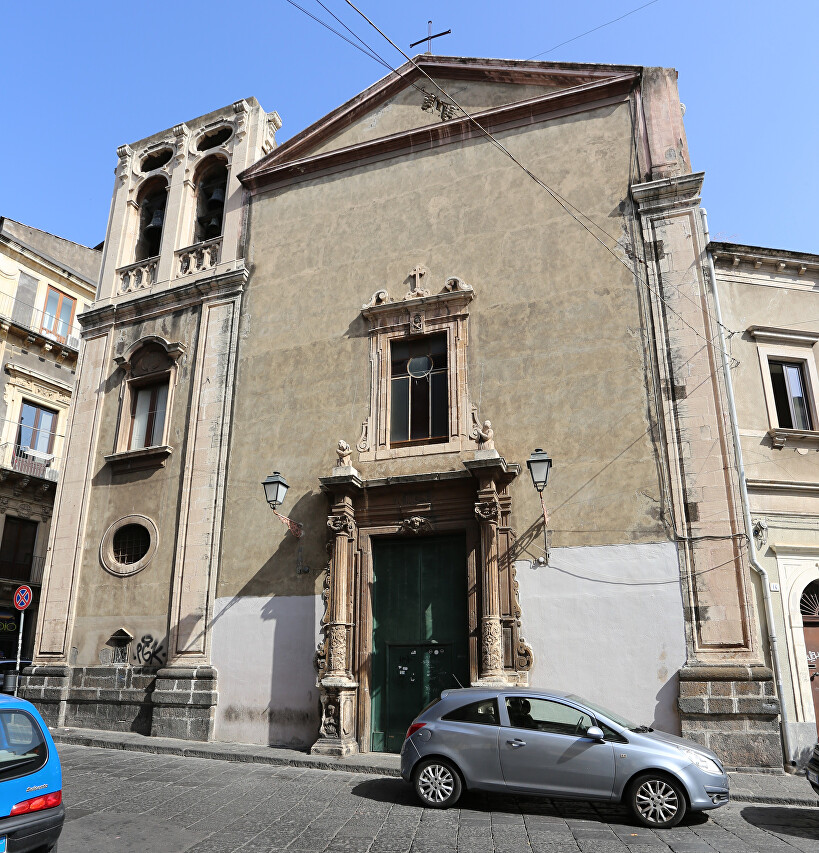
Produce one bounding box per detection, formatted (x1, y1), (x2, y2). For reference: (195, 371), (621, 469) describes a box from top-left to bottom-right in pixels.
(678, 665), (781, 769)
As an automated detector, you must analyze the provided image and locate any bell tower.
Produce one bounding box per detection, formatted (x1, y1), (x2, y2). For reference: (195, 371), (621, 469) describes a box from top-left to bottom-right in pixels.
(97, 99), (281, 302)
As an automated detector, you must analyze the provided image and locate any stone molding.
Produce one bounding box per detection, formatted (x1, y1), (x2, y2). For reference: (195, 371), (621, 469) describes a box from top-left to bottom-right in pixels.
(79, 267), (247, 335)
(358, 267), (478, 462)
(99, 514), (159, 577)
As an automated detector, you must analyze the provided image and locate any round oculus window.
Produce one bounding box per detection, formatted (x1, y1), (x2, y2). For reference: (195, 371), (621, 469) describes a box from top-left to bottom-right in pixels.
(100, 515), (158, 577)
(407, 355), (433, 378)
(112, 524), (151, 565)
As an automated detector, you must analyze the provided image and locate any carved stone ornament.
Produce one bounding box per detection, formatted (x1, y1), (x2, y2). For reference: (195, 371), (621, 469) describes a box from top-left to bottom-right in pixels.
(475, 500), (500, 522)
(336, 440), (352, 467)
(403, 265), (431, 300)
(516, 637), (534, 671)
(481, 619), (504, 674)
(320, 699), (339, 738)
(399, 516), (431, 535)
(327, 624), (347, 674)
(443, 277), (473, 293)
(362, 289), (393, 310)
(16, 503), (32, 519)
(327, 515), (355, 538)
(0, 497), (9, 514)
(476, 420), (495, 450)
(357, 419), (370, 452)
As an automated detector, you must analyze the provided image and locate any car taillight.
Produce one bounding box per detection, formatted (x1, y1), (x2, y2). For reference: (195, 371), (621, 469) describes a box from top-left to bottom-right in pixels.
(405, 722), (426, 740)
(10, 790), (61, 816)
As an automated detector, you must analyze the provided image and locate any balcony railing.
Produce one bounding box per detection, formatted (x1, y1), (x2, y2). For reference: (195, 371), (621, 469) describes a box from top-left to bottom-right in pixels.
(117, 257), (158, 295)
(0, 292), (81, 351)
(175, 237), (221, 278)
(0, 556), (46, 586)
(0, 443), (60, 482)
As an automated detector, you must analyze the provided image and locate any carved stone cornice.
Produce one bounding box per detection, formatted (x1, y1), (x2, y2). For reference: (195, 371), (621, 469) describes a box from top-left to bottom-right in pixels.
(79, 267), (248, 335)
(630, 171), (704, 214)
(240, 71), (637, 193)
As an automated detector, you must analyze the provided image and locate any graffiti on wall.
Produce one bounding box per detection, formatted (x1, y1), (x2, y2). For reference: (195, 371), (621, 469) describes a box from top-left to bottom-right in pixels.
(133, 634), (167, 666)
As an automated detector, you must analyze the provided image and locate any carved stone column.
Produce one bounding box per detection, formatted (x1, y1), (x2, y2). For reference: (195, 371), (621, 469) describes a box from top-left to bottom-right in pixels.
(474, 484), (506, 683)
(312, 477), (360, 756)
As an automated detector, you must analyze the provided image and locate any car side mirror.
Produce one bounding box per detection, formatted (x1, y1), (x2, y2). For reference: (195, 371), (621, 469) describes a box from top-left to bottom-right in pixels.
(586, 726), (605, 741)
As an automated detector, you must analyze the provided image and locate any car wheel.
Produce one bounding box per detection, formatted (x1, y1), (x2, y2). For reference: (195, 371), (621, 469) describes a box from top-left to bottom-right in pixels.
(413, 758), (462, 808)
(628, 773), (687, 828)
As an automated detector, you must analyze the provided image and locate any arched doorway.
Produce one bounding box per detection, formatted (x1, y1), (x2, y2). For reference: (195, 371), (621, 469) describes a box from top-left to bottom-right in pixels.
(801, 580), (819, 737)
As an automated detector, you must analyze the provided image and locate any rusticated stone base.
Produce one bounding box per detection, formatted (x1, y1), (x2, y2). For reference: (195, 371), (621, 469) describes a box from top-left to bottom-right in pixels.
(19, 665), (70, 728)
(150, 666), (217, 742)
(678, 664), (783, 770)
(21, 665), (157, 733)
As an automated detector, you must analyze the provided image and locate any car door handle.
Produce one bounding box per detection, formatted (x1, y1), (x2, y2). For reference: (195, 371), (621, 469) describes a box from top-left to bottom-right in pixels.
(507, 738), (526, 747)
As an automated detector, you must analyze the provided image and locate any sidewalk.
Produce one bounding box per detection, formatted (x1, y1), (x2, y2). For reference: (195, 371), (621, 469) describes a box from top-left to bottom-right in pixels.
(50, 726), (819, 807)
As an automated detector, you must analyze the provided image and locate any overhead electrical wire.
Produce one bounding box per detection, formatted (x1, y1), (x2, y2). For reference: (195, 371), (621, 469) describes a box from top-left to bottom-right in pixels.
(338, 0), (736, 350)
(527, 0), (663, 60)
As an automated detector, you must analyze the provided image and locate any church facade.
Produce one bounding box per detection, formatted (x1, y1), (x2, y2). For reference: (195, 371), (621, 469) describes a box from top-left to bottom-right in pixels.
(23, 57), (782, 768)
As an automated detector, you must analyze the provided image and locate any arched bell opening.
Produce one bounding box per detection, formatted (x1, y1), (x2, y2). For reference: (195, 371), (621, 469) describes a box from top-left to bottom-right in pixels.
(134, 176), (168, 262)
(193, 157), (228, 244)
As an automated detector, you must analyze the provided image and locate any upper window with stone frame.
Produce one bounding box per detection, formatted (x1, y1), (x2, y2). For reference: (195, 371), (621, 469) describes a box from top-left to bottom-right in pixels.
(748, 326), (819, 447)
(358, 267), (484, 461)
(107, 337), (185, 467)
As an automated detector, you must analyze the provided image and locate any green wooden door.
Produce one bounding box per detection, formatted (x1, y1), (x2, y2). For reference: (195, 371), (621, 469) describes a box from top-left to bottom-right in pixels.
(371, 535), (469, 752)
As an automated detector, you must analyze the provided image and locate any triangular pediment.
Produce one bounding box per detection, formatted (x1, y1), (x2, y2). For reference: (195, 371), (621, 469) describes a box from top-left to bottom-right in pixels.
(239, 56), (640, 191)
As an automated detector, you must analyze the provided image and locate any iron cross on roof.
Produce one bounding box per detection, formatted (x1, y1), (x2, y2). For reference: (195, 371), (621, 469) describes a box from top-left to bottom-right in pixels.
(410, 21), (451, 54)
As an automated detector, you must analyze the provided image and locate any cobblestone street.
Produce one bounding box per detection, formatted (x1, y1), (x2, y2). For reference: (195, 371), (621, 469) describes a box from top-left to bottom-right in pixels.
(56, 744), (819, 853)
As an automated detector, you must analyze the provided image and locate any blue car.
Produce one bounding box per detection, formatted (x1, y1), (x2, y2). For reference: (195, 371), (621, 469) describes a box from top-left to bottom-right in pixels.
(0, 695), (63, 852)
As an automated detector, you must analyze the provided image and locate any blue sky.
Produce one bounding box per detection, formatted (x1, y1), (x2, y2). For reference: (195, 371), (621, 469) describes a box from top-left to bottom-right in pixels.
(1, 1), (816, 253)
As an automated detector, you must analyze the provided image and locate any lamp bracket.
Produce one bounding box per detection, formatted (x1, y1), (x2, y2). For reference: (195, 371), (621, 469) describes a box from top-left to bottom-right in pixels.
(272, 508), (304, 539)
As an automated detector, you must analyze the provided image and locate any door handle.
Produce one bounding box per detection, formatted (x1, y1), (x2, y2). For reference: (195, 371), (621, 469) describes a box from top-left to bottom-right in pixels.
(507, 738), (526, 748)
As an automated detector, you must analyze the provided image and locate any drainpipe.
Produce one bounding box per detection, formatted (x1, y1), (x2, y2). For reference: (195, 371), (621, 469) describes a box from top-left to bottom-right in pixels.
(700, 208), (795, 770)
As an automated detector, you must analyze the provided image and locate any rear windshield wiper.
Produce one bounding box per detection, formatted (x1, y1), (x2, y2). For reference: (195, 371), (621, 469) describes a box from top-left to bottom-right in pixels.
(0, 755), (40, 771)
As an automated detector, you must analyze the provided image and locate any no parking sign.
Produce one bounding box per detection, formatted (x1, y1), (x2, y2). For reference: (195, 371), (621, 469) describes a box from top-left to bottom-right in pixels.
(12, 585), (32, 696)
(14, 586), (31, 611)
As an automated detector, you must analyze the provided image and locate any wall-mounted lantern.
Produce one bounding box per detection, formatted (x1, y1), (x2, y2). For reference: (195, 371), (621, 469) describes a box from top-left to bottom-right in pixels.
(261, 472), (303, 538)
(526, 448), (553, 564)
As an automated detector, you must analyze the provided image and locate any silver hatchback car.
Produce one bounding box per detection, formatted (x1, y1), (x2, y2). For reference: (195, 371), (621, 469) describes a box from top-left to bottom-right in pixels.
(400, 688), (729, 828)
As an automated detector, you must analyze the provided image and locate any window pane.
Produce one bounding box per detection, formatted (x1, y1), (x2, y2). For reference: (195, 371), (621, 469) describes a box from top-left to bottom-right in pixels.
(0, 710), (47, 781)
(390, 378), (409, 442)
(17, 404), (36, 449)
(431, 372), (448, 438)
(149, 383), (168, 446)
(43, 290), (59, 331)
(784, 363), (812, 430)
(32, 408), (55, 453)
(130, 388), (152, 450)
(57, 295), (75, 336)
(410, 376), (430, 440)
(391, 341), (410, 376)
(442, 698), (498, 726)
(769, 362), (794, 429)
(506, 696), (592, 735)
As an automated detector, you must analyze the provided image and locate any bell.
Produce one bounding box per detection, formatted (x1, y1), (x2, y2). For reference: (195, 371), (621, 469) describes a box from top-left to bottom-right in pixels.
(203, 216), (221, 236)
(144, 208), (164, 232)
(207, 186), (225, 209)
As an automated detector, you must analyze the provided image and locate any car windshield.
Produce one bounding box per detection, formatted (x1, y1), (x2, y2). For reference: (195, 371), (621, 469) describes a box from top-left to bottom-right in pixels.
(564, 694), (637, 729)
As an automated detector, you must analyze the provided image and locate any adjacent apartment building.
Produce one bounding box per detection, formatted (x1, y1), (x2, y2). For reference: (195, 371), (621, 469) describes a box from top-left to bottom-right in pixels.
(0, 219), (99, 660)
(22, 58), (783, 769)
(711, 242), (819, 766)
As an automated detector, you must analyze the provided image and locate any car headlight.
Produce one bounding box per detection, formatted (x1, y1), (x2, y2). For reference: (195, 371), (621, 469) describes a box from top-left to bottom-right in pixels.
(679, 747), (722, 775)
